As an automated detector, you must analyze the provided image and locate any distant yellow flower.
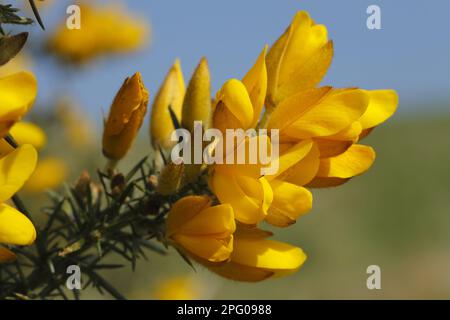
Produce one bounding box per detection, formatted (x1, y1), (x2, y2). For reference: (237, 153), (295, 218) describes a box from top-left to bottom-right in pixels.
(154, 276), (200, 300)
(47, 3), (149, 63)
(102, 72), (149, 161)
(150, 59), (185, 151)
(166, 196), (235, 263)
(0, 72), (38, 137)
(205, 226), (306, 282)
(24, 157), (68, 193)
(56, 99), (96, 150)
(0, 144), (38, 263)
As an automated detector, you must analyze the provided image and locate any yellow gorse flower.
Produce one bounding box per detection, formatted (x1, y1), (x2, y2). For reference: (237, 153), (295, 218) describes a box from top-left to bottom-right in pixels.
(47, 3), (149, 63)
(166, 196), (235, 263)
(103, 72), (149, 161)
(203, 226), (306, 282)
(153, 10), (397, 282)
(0, 72), (38, 137)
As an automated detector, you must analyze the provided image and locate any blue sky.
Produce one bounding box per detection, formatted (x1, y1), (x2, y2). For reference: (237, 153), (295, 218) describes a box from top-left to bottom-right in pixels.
(22, 0), (450, 120)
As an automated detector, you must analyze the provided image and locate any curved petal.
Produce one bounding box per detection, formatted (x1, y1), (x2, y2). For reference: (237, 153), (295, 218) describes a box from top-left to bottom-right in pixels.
(315, 138), (353, 158)
(284, 89), (369, 139)
(266, 180), (312, 227)
(210, 170), (271, 225)
(177, 203), (236, 237)
(359, 90), (398, 130)
(0, 71), (38, 119)
(317, 144), (376, 178)
(283, 142), (320, 186)
(0, 144), (38, 203)
(174, 234), (233, 263)
(267, 87), (331, 133)
(232, 237), (307, 273)
(214, 79), (254, 129)
(266, 11), (333, 105)
(266, 139), (313, 181)
(166, 196), (211, 236)
(0, 203), (36, 245)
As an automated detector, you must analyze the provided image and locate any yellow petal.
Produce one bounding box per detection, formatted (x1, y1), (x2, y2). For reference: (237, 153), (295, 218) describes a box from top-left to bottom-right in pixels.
(181, 58), (212, 132)
(176, 203), (235, 237)
(266, 139), (313, 181)
(317, 144), (375, 178)
(213, 79), (254, 131)
(359, 89), (399, 130)
(150, 59), (185, 150)
(214, 135), (272, 178)
(210, 170), (272, 225)
(0, 246), (16, 263)
(0, 144), (38, 202)
(0, 203), (36, 245)
(284, 88), (370, 139)
(324, 121), (362, 141)
(282, 142), (320, 186)
(0, 72), (38, 136)
(315, 138), (353, 158)
(173, 234), (233, 263)
(242, 46), (268, 127)
(266, 11), (333, 106)
(232, 237), (306, 273)
(267, 87), (330, 134)
(166, 196), (211, 236)
(266, 180), (312, 227)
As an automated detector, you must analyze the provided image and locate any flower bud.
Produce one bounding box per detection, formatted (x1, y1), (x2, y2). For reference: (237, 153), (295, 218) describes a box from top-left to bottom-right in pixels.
(181, 58), (212, 132)
(102, 72), (149, 160)
(150, 59), (185, 151)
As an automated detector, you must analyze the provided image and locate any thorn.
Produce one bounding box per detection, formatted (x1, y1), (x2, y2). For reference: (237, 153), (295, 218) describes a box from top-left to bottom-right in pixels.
(28, 0), (45, 30)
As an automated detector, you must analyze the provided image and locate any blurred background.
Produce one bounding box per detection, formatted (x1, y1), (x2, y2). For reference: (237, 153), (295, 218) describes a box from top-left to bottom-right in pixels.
(5, 0), (450, 299)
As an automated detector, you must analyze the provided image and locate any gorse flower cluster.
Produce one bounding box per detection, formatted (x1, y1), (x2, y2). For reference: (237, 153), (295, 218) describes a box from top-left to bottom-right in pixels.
(102, 11), (398, 282)
(0, 4), (397, 299)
